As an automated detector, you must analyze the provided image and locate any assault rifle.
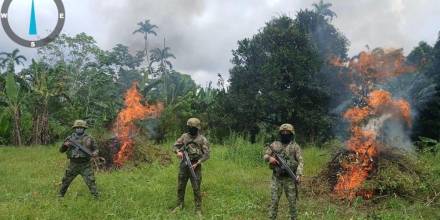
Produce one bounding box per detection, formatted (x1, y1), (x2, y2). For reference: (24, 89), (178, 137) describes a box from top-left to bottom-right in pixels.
(182, 143), (199, 188)
(268, 144), (299, 200)
(67, 138), (93, 157)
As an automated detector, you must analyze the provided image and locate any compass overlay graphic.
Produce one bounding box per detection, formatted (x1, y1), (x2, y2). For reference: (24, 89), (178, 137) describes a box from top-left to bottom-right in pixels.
(1, 0), (65, 48)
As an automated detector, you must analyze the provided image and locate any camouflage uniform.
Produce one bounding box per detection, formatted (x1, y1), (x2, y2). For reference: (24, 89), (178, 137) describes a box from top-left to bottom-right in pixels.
(264, 124), (303, 220)
(59, 120), (99, 198)
(173, 131), (210, 211)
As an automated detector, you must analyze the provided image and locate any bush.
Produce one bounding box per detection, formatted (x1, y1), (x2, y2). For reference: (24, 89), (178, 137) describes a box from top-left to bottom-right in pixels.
(416, 137), (440, 154)
(364, 151), (426, 197)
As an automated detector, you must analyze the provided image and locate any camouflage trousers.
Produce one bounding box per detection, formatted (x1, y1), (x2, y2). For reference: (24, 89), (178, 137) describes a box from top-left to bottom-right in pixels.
(59, 160), (98, 197)
(177, 161), (202, 210)
(269, 175), (297, 220)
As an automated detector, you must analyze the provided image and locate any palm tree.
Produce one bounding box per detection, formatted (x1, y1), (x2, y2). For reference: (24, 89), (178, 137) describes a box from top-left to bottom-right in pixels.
(133, 20), (158, 84)
(150, 46), (176, 76)
(0, 49), (27, 73)
(312, 0), (337, 21)
(150, 43), (176, 104)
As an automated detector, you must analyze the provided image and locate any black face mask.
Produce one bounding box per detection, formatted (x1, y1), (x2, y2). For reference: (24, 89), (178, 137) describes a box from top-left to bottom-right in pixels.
(187, 126), (198, 136)
(280, 133), (293, 144)
(75, 128), (85, 136)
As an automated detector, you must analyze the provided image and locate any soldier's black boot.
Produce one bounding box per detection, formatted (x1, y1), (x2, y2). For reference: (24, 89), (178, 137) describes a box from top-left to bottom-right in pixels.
(92, 192), (99, 199)
(58, 185), (68, 198)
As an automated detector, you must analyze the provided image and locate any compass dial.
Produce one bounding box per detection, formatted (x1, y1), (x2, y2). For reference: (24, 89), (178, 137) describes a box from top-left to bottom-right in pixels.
(1, 0), (65, 48)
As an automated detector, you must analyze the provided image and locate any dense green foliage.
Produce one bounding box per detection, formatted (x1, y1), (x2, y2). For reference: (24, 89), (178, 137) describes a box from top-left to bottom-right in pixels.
(0, 2), (438, 148)
(411, 39), (440, 140)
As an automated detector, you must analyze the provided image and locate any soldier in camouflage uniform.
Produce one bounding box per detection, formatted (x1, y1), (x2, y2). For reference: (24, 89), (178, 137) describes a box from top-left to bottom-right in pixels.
(58, 120), (99, 198)
(263, 123), (303, 220)
(172, 118), (210, 215)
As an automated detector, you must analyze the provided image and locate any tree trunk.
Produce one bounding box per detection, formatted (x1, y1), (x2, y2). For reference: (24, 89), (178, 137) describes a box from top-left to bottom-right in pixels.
(12, 106), (22, 146)
(40, 105), (49, 144)
(145, 36), (150, 83)
(32, 101), (49, 145)
(32, 107), (41, 145)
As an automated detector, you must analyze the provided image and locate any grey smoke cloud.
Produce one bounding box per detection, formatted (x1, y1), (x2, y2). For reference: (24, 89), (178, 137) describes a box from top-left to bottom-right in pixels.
(1, 0), (439, 86)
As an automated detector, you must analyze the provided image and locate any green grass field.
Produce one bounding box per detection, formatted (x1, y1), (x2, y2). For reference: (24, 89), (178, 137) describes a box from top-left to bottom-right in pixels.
(0, 144), (439, 219)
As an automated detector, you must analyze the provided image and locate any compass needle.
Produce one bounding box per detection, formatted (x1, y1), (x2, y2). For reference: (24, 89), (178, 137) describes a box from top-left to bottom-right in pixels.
(29, 0), (37, 35)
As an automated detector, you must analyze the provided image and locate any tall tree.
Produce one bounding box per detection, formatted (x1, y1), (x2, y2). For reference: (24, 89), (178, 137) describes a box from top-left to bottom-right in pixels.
(312, 0), (337, 21)
(133, 20), (158, 85)
(37, 33), (119, 130)
(412, 38), (440, 140)
(295, 9), (350, 137)
(150, 46), (176, 76)
(0, 49), (27, 73)
(150, 43), (176, 104)
(407, 41), (434, 68)
(228, 16), (329, 143)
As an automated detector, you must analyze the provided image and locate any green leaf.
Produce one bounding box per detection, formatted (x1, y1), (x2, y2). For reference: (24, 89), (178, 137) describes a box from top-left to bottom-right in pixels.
(5, 72), (19, 104)
(0, 109), (10, 134)
(419, 136), (438, 144)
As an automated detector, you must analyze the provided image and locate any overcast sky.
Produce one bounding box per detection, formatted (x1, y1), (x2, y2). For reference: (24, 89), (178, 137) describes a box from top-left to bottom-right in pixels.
(1, 0), (440, 86)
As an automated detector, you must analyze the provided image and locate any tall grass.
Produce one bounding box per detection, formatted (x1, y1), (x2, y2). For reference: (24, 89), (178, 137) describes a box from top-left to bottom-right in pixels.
(220, 132), (266, 167)
(1, 143), (439, 219)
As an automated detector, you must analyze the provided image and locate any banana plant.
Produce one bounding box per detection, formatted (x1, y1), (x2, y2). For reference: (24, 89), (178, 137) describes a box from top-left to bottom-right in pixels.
(0, 109), (11, 144)
(0, 72), (25, 145)
(25, 60), (64, 144)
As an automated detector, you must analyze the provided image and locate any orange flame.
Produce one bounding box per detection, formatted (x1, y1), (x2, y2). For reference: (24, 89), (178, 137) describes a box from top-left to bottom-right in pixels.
(332, 48), (414, 199)
(332, 49), (416, 84)
(335, 90), (411, 199)
(113, 82), (163, 167)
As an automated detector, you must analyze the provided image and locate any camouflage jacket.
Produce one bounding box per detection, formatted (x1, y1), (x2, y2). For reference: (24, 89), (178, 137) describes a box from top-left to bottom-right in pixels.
(173, 133), (210, 163)
(263, 141), (304, 176)
(59, 133), (97, 160)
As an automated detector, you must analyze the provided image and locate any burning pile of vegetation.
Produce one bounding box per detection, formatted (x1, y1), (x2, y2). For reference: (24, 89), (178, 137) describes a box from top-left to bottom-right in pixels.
(91, 83), (170, 170)
(318, 48), (437, 201)
(93, 135), (171, 170)
(323, 146), (430, 200)
(112, 82), (164, 167)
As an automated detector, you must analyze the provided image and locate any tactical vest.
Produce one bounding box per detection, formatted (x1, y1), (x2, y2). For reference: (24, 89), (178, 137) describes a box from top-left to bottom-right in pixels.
(182, 134), (205, 161)
(66, 133), (92, 160)
(270, 141), (299, 176)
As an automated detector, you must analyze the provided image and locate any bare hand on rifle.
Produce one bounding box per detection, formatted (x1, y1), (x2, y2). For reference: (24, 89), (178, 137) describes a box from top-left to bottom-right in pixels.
(176, 151), (184, 160)
(269, 156), (279, 165)
(191, 161), (200, 169)
(296, 176), (302, 184)
(63, 140), (71, 147)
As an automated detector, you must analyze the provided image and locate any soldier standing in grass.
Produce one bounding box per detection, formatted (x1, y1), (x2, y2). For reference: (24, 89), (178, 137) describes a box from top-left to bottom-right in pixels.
(58, 120), (99, 198)
(172, 118), (210, 216)
(264, 123), (303, 220)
